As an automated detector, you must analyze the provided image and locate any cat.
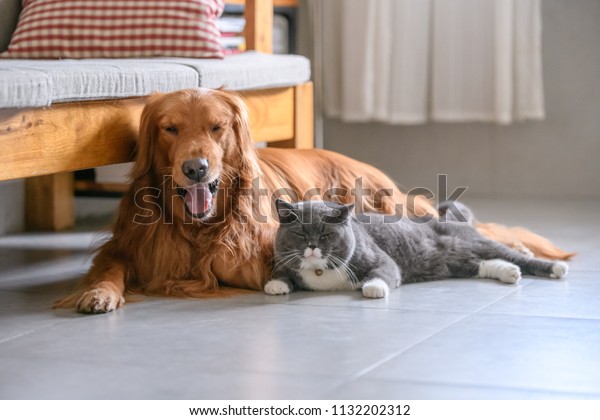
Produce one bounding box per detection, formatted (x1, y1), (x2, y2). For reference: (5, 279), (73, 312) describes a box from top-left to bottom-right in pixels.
(264, 199), (568, 299)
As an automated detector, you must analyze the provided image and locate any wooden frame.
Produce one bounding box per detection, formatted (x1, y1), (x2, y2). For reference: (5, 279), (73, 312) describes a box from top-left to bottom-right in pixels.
(0, 0), (313, 230)
(0, 84), (313, 181)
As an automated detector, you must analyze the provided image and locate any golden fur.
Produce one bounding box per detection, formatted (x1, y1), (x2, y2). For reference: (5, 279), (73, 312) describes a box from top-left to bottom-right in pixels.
(55, 88), (572, 313)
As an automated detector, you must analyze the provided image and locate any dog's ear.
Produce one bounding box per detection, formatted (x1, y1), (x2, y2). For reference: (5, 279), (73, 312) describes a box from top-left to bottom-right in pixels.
(216, 90), (263, 223)
(217, 91), (261, 188)
(132, 92), (164, 181)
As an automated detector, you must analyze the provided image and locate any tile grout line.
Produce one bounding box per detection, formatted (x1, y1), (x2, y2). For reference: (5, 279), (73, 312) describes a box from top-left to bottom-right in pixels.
(0, 329), (35, 345)
(338, 283), (531, 388)
(342, 312), (472, 384)
(466, 281), (531, 315)
(471, 277), (600, 322)
(274, 301), (468, 315)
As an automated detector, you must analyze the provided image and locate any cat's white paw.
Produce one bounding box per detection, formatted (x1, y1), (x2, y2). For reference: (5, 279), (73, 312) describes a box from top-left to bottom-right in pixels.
(362, 278), (389, 299)
(264, 279), (291, 295)
(498, 264), (522, 284)
(479, 259), (521, 284)
(550, 262), (568, 279)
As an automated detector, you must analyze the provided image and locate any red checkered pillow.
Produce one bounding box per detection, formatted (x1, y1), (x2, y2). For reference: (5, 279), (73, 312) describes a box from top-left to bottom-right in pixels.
(1, 0), (224, 59)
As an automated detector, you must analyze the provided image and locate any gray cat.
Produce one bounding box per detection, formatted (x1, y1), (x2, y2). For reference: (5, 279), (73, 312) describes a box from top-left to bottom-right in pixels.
(265, 199), (568, 299)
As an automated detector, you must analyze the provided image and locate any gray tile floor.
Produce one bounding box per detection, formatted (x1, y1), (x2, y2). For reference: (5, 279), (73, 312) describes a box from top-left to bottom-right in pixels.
(0, 198), (599, 399)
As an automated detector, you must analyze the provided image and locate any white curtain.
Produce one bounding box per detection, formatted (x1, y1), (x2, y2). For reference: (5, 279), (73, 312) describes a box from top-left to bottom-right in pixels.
(319, 0), (545, 124)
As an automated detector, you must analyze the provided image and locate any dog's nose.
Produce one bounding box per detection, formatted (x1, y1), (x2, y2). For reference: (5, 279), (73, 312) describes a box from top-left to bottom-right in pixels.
(182, 158), (208, 182)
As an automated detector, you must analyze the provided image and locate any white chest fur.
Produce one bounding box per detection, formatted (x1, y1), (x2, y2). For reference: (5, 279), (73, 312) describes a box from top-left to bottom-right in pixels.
(299, 268), (353, 291)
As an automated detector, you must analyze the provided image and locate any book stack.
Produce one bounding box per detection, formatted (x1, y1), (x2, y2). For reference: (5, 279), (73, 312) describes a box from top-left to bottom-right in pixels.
(218, 15), (246, 55)
(217, 12), (290, 55)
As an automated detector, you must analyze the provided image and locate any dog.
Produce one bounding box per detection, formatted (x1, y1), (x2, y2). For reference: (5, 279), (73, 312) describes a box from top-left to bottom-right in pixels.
(55, 88), (573, 313)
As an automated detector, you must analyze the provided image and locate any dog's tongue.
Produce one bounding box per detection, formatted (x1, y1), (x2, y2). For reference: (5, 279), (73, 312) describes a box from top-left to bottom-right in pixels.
(184, 183), (212, 215)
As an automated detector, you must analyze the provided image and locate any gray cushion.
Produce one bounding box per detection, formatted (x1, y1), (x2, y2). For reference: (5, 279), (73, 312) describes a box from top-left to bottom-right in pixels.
(0, 52), (311, 108)
(164, 52), (311, 90)
(0, 66), (52, 108)
(11, 60), (199, 105)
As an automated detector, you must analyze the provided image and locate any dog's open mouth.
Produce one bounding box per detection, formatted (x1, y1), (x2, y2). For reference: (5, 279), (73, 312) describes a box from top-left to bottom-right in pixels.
(177, 178), (220, 219)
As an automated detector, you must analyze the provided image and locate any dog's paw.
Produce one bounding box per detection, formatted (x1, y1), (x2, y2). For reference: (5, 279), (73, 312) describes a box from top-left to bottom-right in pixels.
(76, 287), (124, 314)
(550, 262), (569, 279)
(362, 278), (389, 299)
(264, 279), (291, 295)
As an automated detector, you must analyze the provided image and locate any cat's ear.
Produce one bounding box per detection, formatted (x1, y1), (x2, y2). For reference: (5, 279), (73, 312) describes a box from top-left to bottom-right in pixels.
(338, 203), (355, 223)
(344, 203), (356, 217)
(275, 198), (299, 224)
(325, 202), (354, 224)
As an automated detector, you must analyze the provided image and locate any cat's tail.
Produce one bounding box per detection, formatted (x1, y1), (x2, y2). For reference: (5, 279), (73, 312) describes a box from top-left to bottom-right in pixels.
(438, 201), (476, 225)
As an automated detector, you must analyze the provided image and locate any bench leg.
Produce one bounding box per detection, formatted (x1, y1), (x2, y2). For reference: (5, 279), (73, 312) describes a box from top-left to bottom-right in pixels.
(25, 173), (75, 231)
(293, 82), (314, 149)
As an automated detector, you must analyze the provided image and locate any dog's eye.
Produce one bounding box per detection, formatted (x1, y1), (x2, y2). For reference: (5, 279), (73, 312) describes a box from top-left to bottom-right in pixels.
(164, 126), (178, 134)
(211, 124), (222, 133)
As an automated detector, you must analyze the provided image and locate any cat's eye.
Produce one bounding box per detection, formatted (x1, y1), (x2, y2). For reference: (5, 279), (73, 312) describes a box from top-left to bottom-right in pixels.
(292, 231), (305, 238)
(320, 233), (332, 240)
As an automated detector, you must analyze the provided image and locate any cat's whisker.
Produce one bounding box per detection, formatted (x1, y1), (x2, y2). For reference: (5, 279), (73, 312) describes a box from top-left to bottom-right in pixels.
(327, 254), (359, 290)
(332, 265), (349, 288)
(273, 253), (301, 274)
(326, 255), (344, 277)
(270, 249), (298, 263)
(272, 250), (300, 261)
(330, 251), (357, 271)
(341, 266), (358, 290)
(273, 254), (297, 270)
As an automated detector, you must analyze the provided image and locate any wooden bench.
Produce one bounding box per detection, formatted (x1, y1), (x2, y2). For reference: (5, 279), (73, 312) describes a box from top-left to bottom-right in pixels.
(0, 0), (313, 230)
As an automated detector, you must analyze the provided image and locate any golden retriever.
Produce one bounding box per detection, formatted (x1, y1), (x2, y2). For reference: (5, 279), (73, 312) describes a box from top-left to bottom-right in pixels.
(56, 88), (573, 313)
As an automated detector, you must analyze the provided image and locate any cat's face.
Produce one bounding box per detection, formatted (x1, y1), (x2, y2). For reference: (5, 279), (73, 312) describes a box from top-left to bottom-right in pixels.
(274, 200), (356, 271)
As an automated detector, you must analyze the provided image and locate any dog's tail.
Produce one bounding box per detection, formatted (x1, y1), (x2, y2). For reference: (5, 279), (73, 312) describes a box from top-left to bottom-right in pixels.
(476, 223), (575, 260)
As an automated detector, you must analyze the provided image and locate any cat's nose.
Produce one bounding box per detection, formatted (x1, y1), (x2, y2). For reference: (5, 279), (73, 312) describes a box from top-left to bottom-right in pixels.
(308, 244), (317, 250)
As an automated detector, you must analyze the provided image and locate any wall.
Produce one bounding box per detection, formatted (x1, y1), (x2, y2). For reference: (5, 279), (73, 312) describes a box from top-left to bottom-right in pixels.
(323, 0), (600, 199)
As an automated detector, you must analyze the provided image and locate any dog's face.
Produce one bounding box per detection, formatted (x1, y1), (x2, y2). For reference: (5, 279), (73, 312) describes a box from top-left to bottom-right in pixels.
(136, 88), (257, 222)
